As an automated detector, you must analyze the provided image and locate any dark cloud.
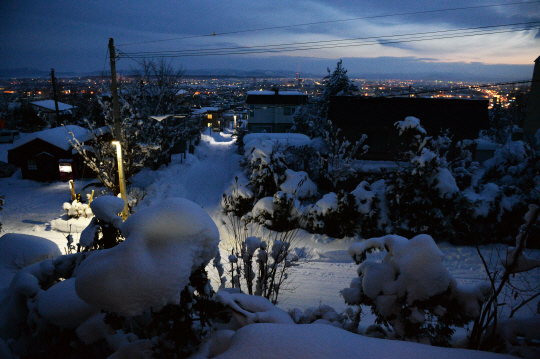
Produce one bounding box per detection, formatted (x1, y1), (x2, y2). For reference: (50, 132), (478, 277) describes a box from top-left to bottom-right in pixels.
(536, 28), (540, 38)
(0, 0), (537, 75)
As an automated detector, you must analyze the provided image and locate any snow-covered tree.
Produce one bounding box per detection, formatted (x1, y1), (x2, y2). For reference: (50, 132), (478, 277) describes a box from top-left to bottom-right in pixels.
(125, 58), (185, 117)
(384, 117), (476, 243)
(292, 60), (359, 138)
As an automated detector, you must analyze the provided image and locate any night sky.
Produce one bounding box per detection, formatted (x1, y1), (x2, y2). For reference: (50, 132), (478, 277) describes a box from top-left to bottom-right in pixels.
(1, 0), (539, 79)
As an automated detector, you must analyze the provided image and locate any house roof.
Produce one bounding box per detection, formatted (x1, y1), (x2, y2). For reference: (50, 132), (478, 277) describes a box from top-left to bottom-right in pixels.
(246, 90), (308, 105)
(12, 125), (95, 151)
(192, 107), (220, 114)
(30, 100), (75, 112)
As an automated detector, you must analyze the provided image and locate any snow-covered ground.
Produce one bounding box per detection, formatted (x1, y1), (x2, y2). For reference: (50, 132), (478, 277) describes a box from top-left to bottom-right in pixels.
(0, 130), (534, 316)
(2, 129), (538, 358)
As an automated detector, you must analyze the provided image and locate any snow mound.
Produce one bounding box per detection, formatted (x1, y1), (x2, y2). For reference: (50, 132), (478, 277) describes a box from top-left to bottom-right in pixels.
(209, 323), (511, 359)
(38, 278), (99, 328)
(215, 291), (294, 326)
(90, 196), (125, 228)
(280, 169), (317, 199)
(0, 234), (61, 296)
(347, 234), (450, 304)
(75, 198), (219, 317)
(395, 116), (426, 136)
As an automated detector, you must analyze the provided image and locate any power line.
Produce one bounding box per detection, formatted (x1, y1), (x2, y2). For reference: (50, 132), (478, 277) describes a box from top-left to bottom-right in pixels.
(119, 21), (539, 58)
(122, 22), (536, 55)
(115, 0), (540, 47)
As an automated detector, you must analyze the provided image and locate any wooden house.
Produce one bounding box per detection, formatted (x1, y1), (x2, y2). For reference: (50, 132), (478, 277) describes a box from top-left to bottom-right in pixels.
(8, 125), (108, 182)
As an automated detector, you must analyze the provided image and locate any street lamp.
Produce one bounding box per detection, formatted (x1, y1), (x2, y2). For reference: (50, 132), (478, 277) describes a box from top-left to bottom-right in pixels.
(233, 115), (237, 133)
(112, 141), (129, 220)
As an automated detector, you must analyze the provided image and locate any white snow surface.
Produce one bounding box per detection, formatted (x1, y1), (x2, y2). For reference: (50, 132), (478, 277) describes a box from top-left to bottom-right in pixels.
(75, 198), (219, 317)
(90, 195), (125, 228)
(38, 278), (99, 329)
(208, 323), (511, 359)
(1, 128), (539, 358)
(243, 133), (312, 151)
(394, 116), (427, 136)
(0, 234), (61, 301)
(280, 169), (317, 199)
(30, 100), (74, 112)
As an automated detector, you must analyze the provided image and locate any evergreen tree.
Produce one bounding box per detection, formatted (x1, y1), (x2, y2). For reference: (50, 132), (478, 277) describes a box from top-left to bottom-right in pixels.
(292, 60), (358, 138)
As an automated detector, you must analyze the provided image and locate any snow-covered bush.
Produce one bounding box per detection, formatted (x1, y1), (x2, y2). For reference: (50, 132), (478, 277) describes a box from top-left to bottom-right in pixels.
(447, 139), (479, 191)
(248, 192), (302, 232)
(319, 128), (368, 190)
(62, 200), (93, 219)
(342, 234), (491, 346)
(222, 200), (305, 304)
(222, 174), (254, 217)
(79, 196), (125, 250)
(244, 140), (288, 199)
(304, 191), (359, 238)
(283, 143), (322, 183)
(1, 197), (223, 358)
(384, 117), (476, 244)
(289, 304), (357, 332)
(351, 180), (389, 238)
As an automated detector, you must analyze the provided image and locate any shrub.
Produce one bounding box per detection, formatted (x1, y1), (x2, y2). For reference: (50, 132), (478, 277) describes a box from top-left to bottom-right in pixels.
(342, 234), (491, 346)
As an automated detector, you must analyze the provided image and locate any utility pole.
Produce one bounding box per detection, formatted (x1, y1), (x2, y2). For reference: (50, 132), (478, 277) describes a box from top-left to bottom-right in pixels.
(108, 38), (122, 141)
(51, 69), (60, 127)
(108, 38), (128, 220)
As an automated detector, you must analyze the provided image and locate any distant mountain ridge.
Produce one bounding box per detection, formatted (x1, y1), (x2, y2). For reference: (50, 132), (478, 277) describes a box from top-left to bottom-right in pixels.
(0, 66), (530, 83)
(0, 68), (78, 78)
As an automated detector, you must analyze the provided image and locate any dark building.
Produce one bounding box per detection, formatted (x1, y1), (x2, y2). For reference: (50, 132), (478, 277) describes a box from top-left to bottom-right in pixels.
(524, 55), (540, 147)
(329, 96), (489, 160)
(8, 125), (107, 181)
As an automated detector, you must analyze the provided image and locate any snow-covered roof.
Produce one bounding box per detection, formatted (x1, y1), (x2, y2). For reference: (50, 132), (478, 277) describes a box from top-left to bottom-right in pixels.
(192, 107), (220, 115)
(247, 90), (306, 96)
(176, 89), (188, 96)
(149, 115), (170, 122)
(12, 125), (93, 151)
(30, 100), (75, 112)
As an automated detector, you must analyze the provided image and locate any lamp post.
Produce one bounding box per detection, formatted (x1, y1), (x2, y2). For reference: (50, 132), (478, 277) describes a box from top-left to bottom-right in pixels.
(233, 114), (237, 133)
(112, 141), (129, 220)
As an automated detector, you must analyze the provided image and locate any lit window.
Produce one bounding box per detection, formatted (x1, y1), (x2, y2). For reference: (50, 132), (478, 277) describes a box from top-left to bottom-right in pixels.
(208, 114), (213, 120)
(28, 160), (37, 170)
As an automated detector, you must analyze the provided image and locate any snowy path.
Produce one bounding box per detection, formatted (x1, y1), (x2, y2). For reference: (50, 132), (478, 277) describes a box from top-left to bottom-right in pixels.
(136, 131), (242, 221)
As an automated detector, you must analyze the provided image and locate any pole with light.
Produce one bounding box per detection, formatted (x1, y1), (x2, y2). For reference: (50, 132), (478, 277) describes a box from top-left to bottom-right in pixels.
(112, 141), (128, 220)
(109, 38), (129, 220)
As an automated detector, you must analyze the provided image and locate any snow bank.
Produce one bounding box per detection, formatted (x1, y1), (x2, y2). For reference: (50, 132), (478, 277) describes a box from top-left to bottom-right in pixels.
(75, 198), (219, 317)
(215, 291), (294, 326)
(209, 323), (511, 359)
(243, 133), (316, 156)
(243, 133), (310, 145)
(0, 234), (61, 300)
(51, 215), (93, 234)
(280, 169), (317, 199)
